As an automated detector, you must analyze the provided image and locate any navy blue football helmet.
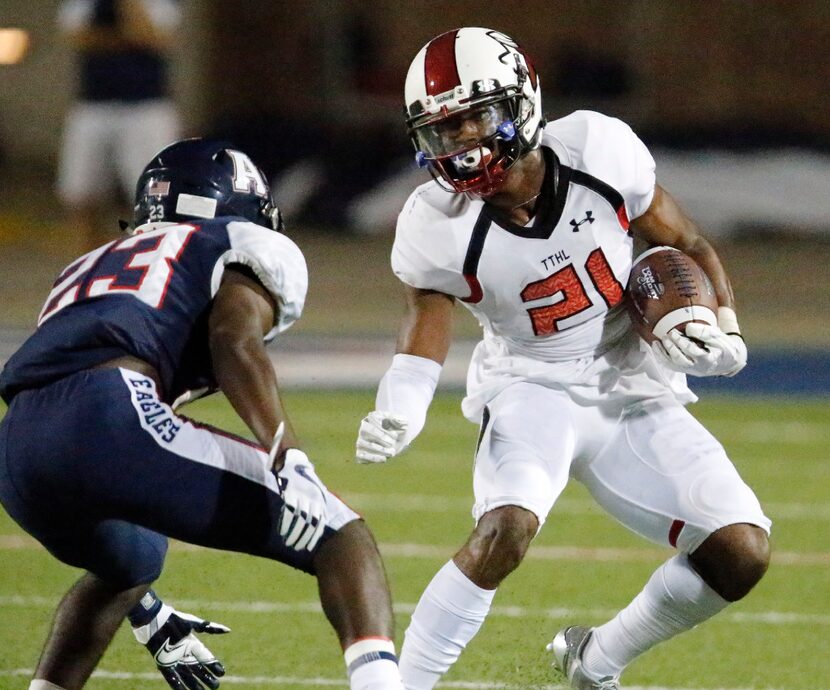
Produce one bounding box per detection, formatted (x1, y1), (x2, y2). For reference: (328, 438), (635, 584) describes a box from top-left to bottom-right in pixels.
(133, 138), (283, 231)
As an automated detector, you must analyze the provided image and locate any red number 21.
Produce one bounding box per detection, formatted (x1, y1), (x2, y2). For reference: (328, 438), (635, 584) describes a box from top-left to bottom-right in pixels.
(520, 248), (623, 335)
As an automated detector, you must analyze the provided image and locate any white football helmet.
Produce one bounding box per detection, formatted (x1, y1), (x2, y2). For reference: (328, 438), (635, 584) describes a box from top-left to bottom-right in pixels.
(405, 27), (544, 195)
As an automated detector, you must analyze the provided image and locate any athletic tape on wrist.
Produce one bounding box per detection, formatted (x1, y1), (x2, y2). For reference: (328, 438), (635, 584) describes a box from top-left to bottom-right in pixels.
(717, 306), (741, 335)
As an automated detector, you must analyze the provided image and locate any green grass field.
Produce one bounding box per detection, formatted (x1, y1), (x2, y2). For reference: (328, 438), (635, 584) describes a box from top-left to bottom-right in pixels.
(0, 392), (828, 689)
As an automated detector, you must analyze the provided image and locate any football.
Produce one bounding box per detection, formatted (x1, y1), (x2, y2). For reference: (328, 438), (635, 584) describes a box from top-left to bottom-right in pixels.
(626, 246), (718, 344)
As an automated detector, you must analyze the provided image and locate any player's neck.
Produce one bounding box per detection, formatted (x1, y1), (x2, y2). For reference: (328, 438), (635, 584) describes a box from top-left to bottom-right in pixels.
(480, 150), (546, 226)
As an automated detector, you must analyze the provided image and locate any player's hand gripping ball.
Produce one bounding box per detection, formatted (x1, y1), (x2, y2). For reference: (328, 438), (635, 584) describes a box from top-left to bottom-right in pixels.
(626, 246), (718, 345)
(627, 246), (746, 377)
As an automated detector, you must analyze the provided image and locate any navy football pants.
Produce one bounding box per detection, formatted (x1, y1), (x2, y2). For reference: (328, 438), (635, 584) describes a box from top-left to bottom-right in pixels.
(0, 368), (357, 587)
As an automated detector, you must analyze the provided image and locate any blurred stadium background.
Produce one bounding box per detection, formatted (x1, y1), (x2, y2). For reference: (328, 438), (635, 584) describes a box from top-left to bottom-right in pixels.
(1, 1), (829, 377)
(0, 2), (828, 688)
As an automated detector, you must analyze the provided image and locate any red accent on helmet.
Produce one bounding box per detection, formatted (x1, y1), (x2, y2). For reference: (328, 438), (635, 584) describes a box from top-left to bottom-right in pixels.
(518, 47), (539, 90)
(423, 30), (461, 97)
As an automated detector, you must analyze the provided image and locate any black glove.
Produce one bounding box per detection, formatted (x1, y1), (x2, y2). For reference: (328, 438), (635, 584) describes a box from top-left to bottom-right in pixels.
(133, 603), (230, 690)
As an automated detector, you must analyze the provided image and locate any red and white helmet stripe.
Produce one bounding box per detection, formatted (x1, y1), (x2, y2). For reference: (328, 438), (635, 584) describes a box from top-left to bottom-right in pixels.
(423, 29), (462, 98)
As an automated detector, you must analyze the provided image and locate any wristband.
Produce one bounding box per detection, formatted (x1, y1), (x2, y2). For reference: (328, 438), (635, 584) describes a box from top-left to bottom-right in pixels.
(132, 603), (174, 644)
(717, 306), (741, 336)
(128, 589), (163, 627)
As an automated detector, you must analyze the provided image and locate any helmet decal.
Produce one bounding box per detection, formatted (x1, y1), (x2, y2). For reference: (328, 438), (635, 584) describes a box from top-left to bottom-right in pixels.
(226, 149), (269, 197)
(423, 29), (461, 98)
(485, 29), (537, 91)
(175, 193), (217, 219)
(147, 180), (171, 197)
(484, 29), (519, 66)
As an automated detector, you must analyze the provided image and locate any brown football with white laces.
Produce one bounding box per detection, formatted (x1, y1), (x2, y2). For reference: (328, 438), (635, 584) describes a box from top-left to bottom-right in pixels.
(626, 246), (718, 344)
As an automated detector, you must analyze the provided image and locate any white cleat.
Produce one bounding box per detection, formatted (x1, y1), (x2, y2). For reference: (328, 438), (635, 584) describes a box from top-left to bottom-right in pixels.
(547, 626), (620, 690)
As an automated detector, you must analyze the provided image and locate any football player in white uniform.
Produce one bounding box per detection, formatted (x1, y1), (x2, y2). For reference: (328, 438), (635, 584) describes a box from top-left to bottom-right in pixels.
(355, 27), (770, 690)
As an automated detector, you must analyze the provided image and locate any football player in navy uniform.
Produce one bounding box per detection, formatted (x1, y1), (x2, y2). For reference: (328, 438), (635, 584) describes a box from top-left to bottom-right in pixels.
(354, 28), (771, 690)
(0, 139), (405, 690)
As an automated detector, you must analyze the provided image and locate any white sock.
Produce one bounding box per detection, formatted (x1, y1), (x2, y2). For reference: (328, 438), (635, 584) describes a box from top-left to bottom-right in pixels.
(29, 682), (67, 690)
(345, 638), (404, 690)
(399, 560), (496, 690)
(583, 554), (728, 679)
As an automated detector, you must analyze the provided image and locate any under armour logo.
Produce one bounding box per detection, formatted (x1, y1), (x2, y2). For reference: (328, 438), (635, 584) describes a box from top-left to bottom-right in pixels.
(570, 211), (594, 231)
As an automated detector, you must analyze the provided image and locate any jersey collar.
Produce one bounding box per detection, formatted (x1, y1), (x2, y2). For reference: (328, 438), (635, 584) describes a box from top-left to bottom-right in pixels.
(482, 146), (571, 239)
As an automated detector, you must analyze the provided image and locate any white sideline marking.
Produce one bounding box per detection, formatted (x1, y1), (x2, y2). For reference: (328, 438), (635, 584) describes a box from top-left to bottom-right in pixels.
(0, 534), (828, 566)
(0, 668), (782, 690)
(1, 594), (828, 627)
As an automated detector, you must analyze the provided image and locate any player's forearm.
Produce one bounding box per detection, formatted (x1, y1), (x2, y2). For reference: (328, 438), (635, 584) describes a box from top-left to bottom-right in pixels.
(632, 185), (736, 311)
(211, 336), (296, 452)
(680, 235), (736, 311)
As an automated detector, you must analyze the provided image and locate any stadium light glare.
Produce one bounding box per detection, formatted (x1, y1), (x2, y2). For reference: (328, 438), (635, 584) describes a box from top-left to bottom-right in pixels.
(0, 28), (30, 65)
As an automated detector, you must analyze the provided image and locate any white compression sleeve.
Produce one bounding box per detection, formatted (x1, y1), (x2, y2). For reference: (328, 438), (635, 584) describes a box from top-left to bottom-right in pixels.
(376, 354), (442, 447)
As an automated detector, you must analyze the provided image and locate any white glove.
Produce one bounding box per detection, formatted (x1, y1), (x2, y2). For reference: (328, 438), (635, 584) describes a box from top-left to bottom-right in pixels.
(355, 410), (409, 464)
(133, 603), (230, 690)
(652, 322), (747, 377)
(275, 448), (328, 551)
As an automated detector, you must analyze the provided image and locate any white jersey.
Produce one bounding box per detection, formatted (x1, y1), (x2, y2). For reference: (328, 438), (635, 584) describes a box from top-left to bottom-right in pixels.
(392, 110), (694, 421)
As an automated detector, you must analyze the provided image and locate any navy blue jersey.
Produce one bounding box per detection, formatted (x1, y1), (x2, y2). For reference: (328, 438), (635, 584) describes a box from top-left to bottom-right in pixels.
(0, 219), (307, 404)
